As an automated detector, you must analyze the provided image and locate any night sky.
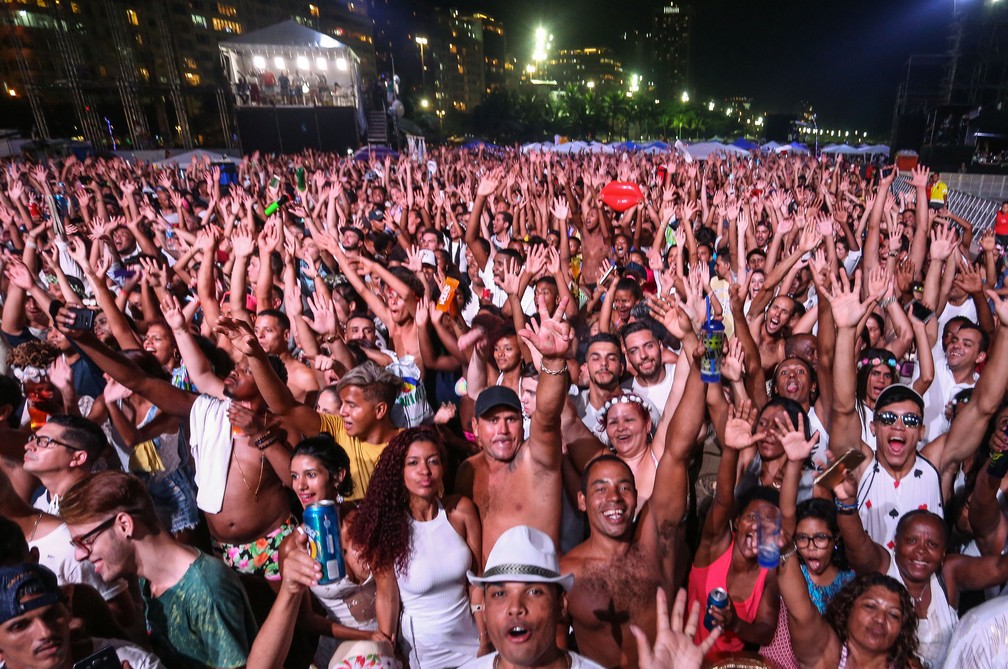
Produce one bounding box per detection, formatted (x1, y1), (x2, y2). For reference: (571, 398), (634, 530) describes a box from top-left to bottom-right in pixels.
(444, 0), (957, 134)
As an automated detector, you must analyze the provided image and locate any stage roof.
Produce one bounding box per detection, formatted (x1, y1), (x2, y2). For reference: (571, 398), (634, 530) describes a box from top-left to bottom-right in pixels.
(220, 20), (350, 51)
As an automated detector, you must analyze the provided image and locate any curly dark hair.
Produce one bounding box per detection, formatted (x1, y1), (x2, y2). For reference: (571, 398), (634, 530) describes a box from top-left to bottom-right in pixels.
(825, 573), (918, 669)
(347, 425), (444, 574)
(7, 340), (59, 370)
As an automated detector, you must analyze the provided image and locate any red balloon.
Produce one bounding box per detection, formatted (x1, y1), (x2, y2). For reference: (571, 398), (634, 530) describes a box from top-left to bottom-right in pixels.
(600, 181), (644, 212)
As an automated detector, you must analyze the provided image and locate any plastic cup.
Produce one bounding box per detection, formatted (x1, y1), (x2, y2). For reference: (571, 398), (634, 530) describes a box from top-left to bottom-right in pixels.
(27, 405), (48, 431)
(756, 507), (782, 568)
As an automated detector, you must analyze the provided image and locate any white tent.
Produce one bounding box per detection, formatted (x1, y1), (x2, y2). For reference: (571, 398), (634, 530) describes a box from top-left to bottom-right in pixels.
(857, 144), (890, 155)
(520, 143), (544, 153)
(821, 144), (860, 155)
(154, 149), (238, 167)
(679, 141), (749, 160)
(761, 141), (782, 151)
(586, 141), (614, 154)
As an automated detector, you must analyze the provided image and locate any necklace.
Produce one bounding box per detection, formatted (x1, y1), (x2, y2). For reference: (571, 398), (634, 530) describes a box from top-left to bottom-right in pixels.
(493, 651), (572, 669)
(29, 512), (42, 541)
(234, 452), (265, 501)
(906, 581), (930, 608)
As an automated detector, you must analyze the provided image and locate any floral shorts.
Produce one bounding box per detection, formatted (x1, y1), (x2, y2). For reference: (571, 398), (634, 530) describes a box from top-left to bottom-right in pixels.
(212, 516), (297, 581)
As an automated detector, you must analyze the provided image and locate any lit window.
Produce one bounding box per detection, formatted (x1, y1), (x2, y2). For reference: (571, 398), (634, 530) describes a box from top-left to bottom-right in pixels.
(184, 72), (202, 85)
(125, 8), (138, 25)
(183, 57), (197, 69)
(211, 17), (241, 33)
(216, 3), (237, 17)
(309, 3), (319, 16)
(70, 2), (80, 12)
(191, 14), (206, 28)
(138, 67), (150, 80)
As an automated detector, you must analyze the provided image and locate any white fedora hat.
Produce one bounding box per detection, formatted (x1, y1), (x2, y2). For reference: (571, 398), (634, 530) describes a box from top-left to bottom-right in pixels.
(467, 526), (574, 591)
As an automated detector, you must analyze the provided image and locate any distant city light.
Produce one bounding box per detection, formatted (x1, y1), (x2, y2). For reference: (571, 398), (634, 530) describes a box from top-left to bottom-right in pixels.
(708, 101), (715, 111)
(532, 26), (552, 63)
(586, 80), (595, 89)
(420, 98), (430, 109)
(681, 91), (689, 103)
(756, 116), (764, 126)
(415, 36), (428, 46)
(253, 55), (266, 69)
(629, 73), (640, 93)
(725, 107), (732, 116)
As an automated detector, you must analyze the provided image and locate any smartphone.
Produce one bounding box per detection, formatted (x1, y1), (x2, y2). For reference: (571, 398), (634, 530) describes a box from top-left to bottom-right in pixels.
(268, 174), (280, 190)
(814, 448), (867, 490)
(910, 300), (934, 323)
(66, 307), (97, 331)
(599, 261), (619, 287)
(73, 645), (120, 669)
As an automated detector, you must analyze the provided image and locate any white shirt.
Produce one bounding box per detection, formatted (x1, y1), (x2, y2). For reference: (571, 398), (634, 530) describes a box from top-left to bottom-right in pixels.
(623, 363), (676, 411)
(460, 651), (604, 669)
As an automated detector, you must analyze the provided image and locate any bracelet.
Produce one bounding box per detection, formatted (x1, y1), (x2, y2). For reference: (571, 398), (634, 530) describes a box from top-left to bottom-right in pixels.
(24, 241), (36, 249)
(780, 544), (798, 564)
(540, 361), (568, 376)
(835, 499), (858, 515)
(877, 296), (897, 308)
(886, 250), (899, 258)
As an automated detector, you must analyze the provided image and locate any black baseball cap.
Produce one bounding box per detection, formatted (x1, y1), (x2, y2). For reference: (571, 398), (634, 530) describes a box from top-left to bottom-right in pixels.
(475, 386), (521, 418)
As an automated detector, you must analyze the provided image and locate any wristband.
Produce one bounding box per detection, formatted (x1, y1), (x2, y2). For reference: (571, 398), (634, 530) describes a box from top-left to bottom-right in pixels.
(780, 545), (798, 564)
(835, 499), (858, 515)
(24, 241), (36, 250)
(877, 296), (897, 308)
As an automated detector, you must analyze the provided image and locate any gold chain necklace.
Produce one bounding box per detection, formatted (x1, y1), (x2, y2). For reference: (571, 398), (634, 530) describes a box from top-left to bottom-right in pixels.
(234, 451), (264, 501)
(29, 512), (42, 541)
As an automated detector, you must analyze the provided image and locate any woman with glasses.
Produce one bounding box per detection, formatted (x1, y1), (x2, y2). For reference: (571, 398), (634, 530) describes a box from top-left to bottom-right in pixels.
(832, 469), (1008, 668)
(759, 419), (853, 669)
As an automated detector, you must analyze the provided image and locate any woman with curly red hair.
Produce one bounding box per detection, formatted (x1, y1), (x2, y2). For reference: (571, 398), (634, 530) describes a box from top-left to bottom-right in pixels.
(348, 425), (484, 668)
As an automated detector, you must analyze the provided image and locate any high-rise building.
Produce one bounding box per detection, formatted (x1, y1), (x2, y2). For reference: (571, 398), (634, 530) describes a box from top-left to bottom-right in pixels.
(430, 9), (485, 112)
(0, 0), (375, 149)
(621, 1), (691, 99)
(547, 48), (624, 92)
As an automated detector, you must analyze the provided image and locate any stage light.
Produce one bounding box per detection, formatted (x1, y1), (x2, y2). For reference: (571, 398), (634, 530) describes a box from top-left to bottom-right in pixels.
(681, 91), (689, 103)
(274, 56), (285, 69)
(336, 57), (348, 71)
(316, 57), (328, 70)
(296, 56), (310, 70)
(420, 98), (429, 109)
(253, 55), (266, 69)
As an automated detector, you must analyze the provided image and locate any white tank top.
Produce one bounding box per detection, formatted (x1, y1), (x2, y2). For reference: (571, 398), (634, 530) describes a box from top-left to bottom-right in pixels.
(886, 555), (958, 669)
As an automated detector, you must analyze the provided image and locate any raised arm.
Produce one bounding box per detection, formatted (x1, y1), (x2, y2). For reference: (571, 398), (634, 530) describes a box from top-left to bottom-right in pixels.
(216, 317), (323, 436)
(826, 270), (879, 464)
(52, 309), (197, 419)
(519, 298), (574, 471)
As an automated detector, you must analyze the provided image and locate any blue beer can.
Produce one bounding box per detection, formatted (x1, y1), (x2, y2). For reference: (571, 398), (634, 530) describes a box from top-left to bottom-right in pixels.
(304, 500), (346, 584)
(704, 587), (729, 630)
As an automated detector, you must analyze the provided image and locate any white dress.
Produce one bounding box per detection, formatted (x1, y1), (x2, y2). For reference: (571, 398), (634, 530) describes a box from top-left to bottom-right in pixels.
(396, 502), (479, 668)
(887, 555), (958, 669)
(311, 575), (378, 668)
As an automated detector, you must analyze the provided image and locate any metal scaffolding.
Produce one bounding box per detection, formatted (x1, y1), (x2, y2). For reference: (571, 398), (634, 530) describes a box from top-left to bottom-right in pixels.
(153, 1), (193, 148)
(103, 0), (150, 149)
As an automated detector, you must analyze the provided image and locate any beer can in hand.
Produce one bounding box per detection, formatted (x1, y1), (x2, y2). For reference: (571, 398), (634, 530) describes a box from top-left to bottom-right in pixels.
(704, 587), (729, 631)
(304, 501), (346, 584)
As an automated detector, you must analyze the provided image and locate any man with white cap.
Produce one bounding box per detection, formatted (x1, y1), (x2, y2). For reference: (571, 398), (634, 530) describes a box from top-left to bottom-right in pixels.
(463, 526), (713, 669)
(462, 525), (604, 669)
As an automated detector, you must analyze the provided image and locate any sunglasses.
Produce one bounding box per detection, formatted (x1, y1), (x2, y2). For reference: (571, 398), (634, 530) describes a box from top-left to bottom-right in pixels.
(875, 411), (923, 428)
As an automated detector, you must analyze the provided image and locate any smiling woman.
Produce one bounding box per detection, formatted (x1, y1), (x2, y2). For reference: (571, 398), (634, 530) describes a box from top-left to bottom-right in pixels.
(348, 426), (484, 668)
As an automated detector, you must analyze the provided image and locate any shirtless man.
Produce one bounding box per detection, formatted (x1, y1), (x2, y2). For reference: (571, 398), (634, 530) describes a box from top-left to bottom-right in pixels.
(52, 307), (295, 582)
(561, 357), (705, 669)
(330, 246), (424, 368)
(456, 299), (573, 562)
(254, 309), (319, 402)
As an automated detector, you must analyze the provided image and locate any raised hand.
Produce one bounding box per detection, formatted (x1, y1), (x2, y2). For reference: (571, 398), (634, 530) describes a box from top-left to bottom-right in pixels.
(910, 164), (930, 189)
(160, 293), (188, 332)
(928, 224), (958, 261)
(887, 222), (905, 253)
(953, 258), (983, 296)
(550, 196), (570, 221)
(433, 402), (457, 425)
(4, 256), (35, 291)
(773, 413), (820, 463)
(518, 297), (574, 360)
(987, 289), (1008, 327)
(476, 171), (500, 197)
(499, 257), (522, 296)
(231, 223), (256, 258)
(826, 270), (873, 329)
(720, 338), (746, 383)
(630, 588), (719, 669)
(215, 316), (262, 357)
(724, 399), (766, 451)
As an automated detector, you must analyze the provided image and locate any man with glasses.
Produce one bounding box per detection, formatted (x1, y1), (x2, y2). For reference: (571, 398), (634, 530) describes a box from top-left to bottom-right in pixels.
(828, 278), (1008, 547)
(21, 415), (107, 519)
(60, 470), (257, 669)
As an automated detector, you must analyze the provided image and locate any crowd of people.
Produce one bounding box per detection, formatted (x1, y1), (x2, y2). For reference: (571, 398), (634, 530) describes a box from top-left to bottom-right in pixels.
(0, 145), (1005, 669)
